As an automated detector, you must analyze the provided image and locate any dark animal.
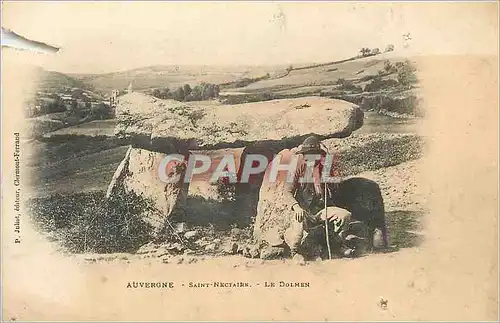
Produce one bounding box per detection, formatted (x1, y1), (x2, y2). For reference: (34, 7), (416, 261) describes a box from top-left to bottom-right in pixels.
(330, 177), (388, 250)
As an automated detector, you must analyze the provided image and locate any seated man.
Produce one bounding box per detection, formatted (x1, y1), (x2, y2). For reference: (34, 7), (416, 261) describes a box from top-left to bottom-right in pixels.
(282, 135), (369, 260)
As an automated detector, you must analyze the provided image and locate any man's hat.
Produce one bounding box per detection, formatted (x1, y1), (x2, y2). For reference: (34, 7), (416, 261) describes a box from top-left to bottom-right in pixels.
(296, 135), (322, 154)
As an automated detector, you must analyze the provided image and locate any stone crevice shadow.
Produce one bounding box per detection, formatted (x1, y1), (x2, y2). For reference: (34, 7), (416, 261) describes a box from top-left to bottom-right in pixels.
(182, 194), (242, 230)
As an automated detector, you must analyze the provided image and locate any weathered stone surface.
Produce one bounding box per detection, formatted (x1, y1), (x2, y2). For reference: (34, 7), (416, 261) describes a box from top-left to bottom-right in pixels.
(174, 222), (188, 233)
(114, 92), (364, 152)
(204, 243), (217, 252)
(260, 246), (285, 260)
(184, 230), (199, 240)
(221, 242), (238, 255)
(105, 146), (189, 233)
(262, 227), (285, 247)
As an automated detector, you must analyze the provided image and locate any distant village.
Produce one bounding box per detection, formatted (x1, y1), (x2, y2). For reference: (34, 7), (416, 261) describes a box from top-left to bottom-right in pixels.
(24, 83), (140, 125)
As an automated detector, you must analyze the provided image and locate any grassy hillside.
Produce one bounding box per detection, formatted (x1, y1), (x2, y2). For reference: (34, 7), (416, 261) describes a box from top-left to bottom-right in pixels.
(228, 53), (414, 93)
(216, 53), (421, 116)
(42, 52), (420, 116)
(33, 67), (91, 93)
(26, 138), (128, 197)
(72, 65), (288, 93)
(71, 54), (407, 94)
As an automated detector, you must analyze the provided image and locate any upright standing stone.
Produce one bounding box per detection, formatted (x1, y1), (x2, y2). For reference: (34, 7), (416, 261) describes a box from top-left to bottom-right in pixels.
(106, 146), (189, 235)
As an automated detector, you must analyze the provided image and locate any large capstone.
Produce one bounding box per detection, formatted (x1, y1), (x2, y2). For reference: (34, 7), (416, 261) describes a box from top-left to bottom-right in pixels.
(114, 92), (364, 152)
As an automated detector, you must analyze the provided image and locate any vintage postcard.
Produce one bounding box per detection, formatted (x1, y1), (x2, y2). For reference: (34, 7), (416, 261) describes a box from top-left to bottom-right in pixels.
(1, 1), (498, 321)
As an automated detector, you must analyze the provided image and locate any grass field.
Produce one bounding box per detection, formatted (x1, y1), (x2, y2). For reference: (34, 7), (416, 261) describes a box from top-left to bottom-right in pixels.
(26, 139), (128, 198)
(67, 52), (415, 98)
(72, 64), (289, 93)
(229, 54), (404, 93)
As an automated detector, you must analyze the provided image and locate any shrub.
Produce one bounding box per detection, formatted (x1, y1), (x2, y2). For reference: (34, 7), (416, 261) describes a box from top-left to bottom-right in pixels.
(219, 92), (274, 104)
(397, 61), (418, 89)
(360, 94), (421, 116)
(336, 78), (347, 85)
(336, 78), (363, 93)
(90, 102), (114, 120)
(383, 60), (397, 73)
(215, 177), (236, 202)
(152, 83), (220, 102)
(364, 76), (399, 92)
(359, 48), (371, 57)
(27, 191), (156, 253)
(219, 74), (270, 89)
(173, 86), (185, 101)
(359, 75), (377, 82)
(152, 88), (170, 99)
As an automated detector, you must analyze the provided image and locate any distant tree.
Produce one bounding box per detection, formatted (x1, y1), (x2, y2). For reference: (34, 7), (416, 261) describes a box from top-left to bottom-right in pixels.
(359, 48), (371, 57)
(397, 60), (418, 89)
(91, 102), (113, 120)
(383, 60), (397, 73)
(163, 88), (172, 99)
(371, 48), (381, 55)
(187, 82), (220, 101)
(385, 44), (395, 52)
(183, 84), (192, 98)
(173, 86), (185, 101)
(152, 88), (162, 98)
(70, 99), (78, 112)
(152, 83), (220, 102)
(188, 86), (202, 101)
(395, 61), (405, 69)
(152, 88), (172, 99)
(203, 83), (217, 100)
(41, 95), (66, 114)
(286, 65), (293, 73)
(51, 95), (64, 113)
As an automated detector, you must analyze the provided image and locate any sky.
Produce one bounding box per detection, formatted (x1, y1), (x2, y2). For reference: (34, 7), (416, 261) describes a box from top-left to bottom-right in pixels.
(2, 1), (498, 74)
